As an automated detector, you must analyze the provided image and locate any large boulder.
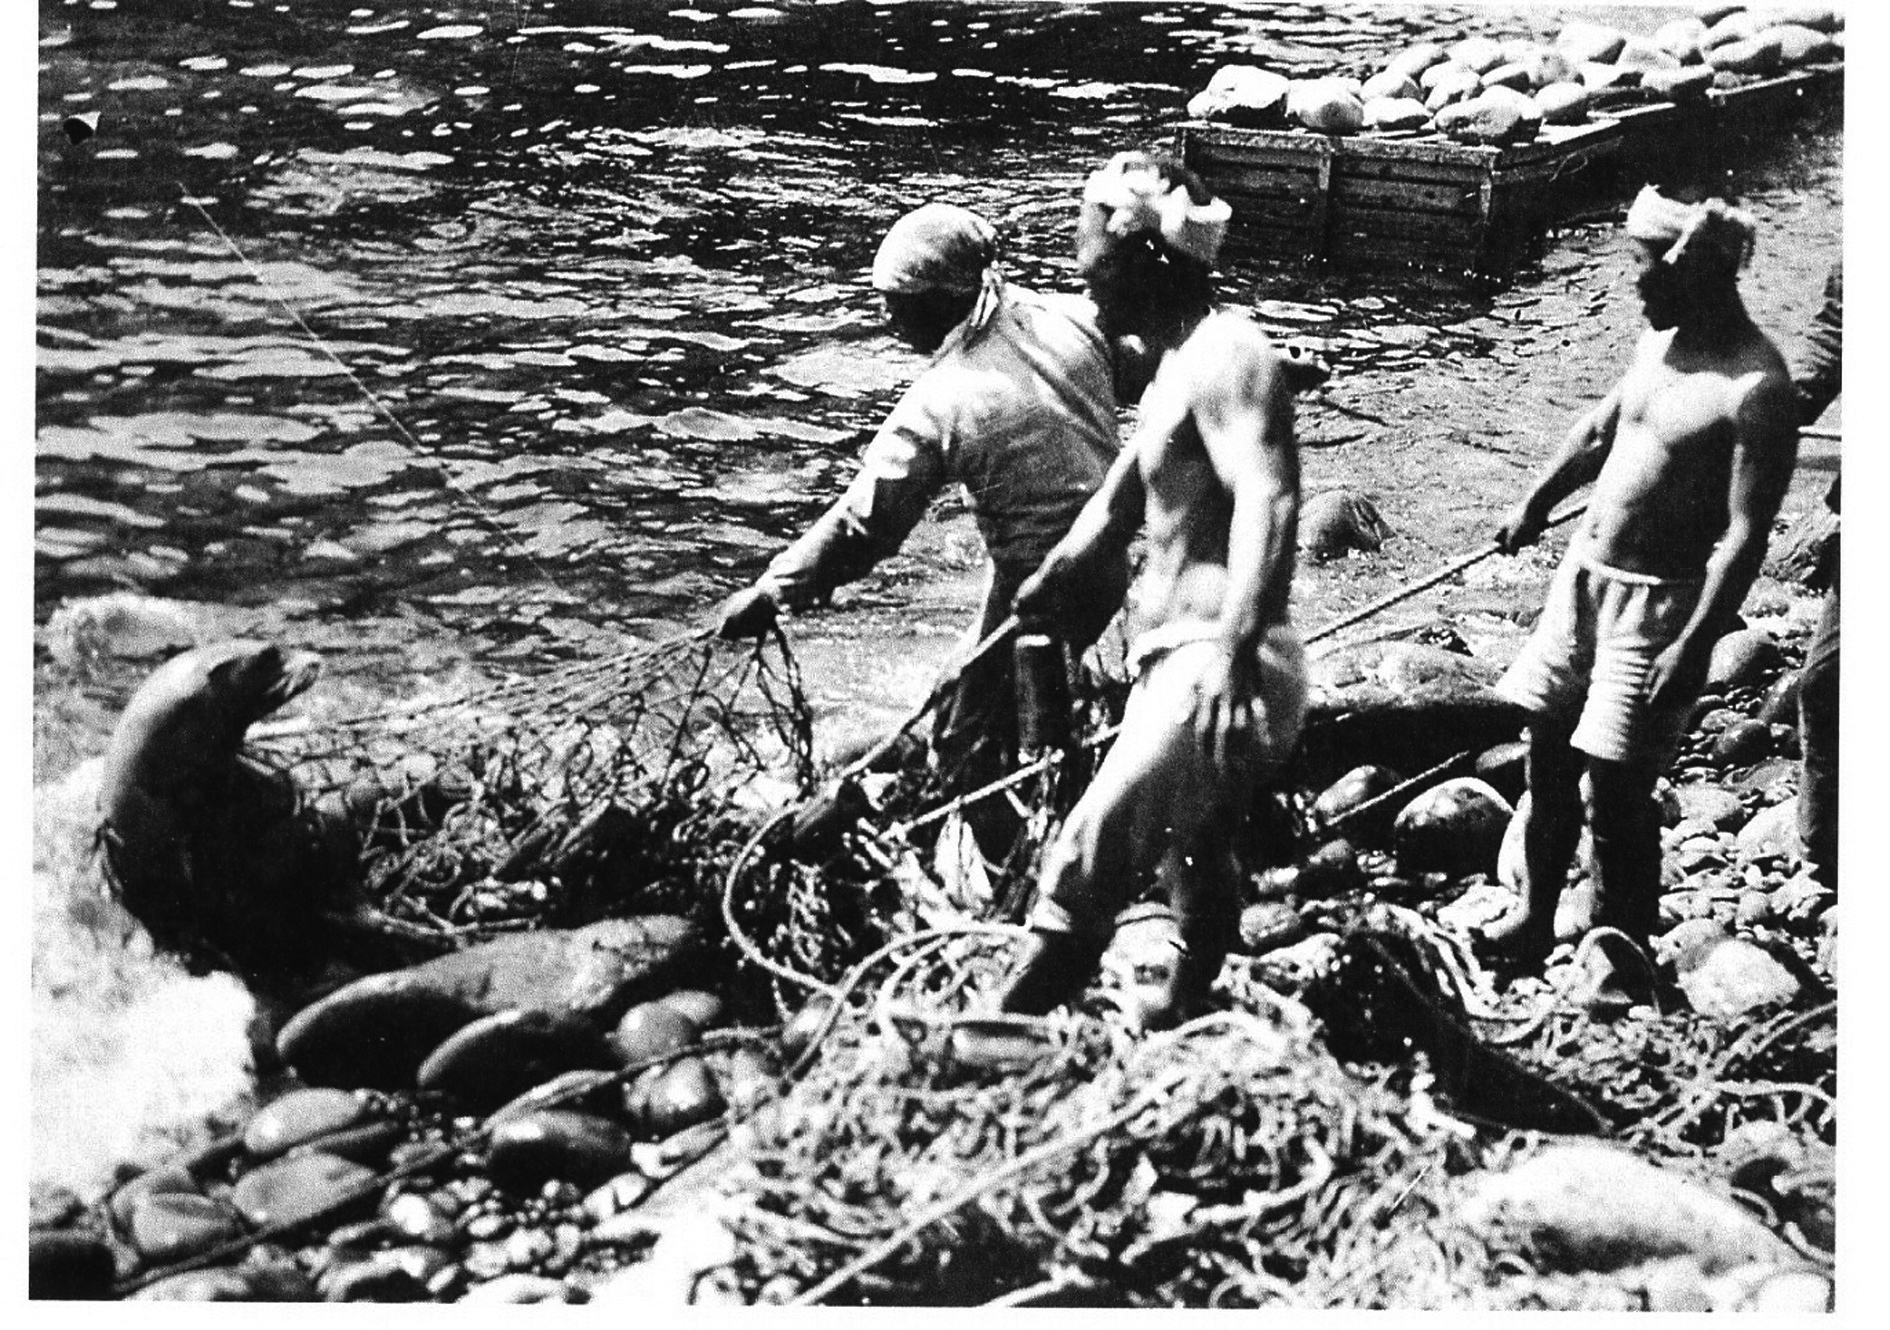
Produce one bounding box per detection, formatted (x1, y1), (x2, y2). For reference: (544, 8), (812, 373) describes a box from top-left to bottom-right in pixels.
(1772, 24), (1840, 67)
(416, 1008), (617, 1112)
(1616, 37), (1684, 72)
(1394, 777), (1513, 877)
(1386, 42), (1449, 82)
(1435, 91), (1539, 146)
(1643, 65), (1717, 102)
(277, 917), (700, 1089)
(1706, 628), (1783, 692)
(1361, 69), (1420, 102)
(1704, 12), (1766, 50)
(1580, 62), (1642, 91)
(1363, 96), (1431, 132)
(486, 1111), (640, 1194)
(1662, 925), (1805, 1018)
(1462, 1142), (1801, 1273)
(1534, 81), (1591, 124)
(1187, 65), (1291, 127)
(1710, 33), (1785, 76)
(1448, 36), (1508, 75)
(1287, 77), (1365, 134)
(1654, 18), (1710, 65)
(1556, 21), (1627, 65)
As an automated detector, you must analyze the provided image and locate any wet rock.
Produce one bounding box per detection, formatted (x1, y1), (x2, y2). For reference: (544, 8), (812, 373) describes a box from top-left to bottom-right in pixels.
(1287, 77), (1364, 134)
(490, 1068), (626, 1127)
(418, 1008), (616, 1112)
(1447, 36), (1507, 75)
(1706, 629), (1781, 692)
(1423, 65), (1485, 111)
(128, 1192), (246, 1264)
(1238, 901), (1305, 955)
(1313, 764), (1404, 830)
(505, 1225), (557, 1270)
(1671, 932), (1802, 1018)
(661, 989), (725, 1029)
(1186, 65), (1291, 127)
(1704, 12), (1765, 50)
(1772, 24), (1840, 66)
(1474, 742), (1528, 805)
(1394, 777), (1513, 877)
(1764, 505), (1839, 587)
(320, 1247), (442, 1302)
(1480, 61), (1534, 92)
(243, 1088), (369, 1161)
(1615, 37), (1682, 72)
(109, 1163), (200, 1231)
(1386, 42), (1449, 82)
(1256, 838), (1364, 899)
(1654, 18), (1709, 64)
(28, 1229), (115, 1300)
(1777, 5), (1843, 35)
(230, 1151), (380, 1231)
(1710, 34), (1784, 76)
(1534, 82), (1590, 124)
(462, 1273), (581, 1304)
(612, 1000), (702, 1070)
(487, 1111), (639, 1194)
(290, 1119), (402, 1169)
(1514, 46), (1576, 88)
(582, 1171), (656, 1224)
(1741, 1269), (1833, 1312)
(1360, 70), (1419, 102)
(383, 1193), (456, 1247)
(1462, 1142), (1798, 1273)
(129, 1268), (263, 1301)
(1300, 489), (1391, 559)
(1711, 719), (1772, 766)
(1643, 65), (1716, 102)
(279, 917), (699, 1088)
(1673, 784), (1746, 832)
(1757, 670), (1803, 726)
(275, 977), (484, 1091)
(1736, 798), (1802, 858)
(1435, 93), (1537, 146)
(1579, 62), (1641, 91)
(1363, 96), (1431, 132)
(1556, 22), (1627, 65)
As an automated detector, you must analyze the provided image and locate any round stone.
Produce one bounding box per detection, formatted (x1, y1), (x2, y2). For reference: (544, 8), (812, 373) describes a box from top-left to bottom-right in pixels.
(128, 1192), (246, 1264)
(487, 1111), (639, 1194)
(230, 1151), (380, 1231)
(658, 989), (725, 1030)
(417, 1008), (616, 1112)
(242, 1089), (369, 1161)
(1394, 777), (1514, 877)
(612, 1001), (701, 1070)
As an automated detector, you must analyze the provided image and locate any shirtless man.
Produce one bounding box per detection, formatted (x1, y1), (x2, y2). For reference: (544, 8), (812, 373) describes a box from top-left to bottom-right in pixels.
(1479, 188), (1798, 987)
(997, 152), (1309, 1023)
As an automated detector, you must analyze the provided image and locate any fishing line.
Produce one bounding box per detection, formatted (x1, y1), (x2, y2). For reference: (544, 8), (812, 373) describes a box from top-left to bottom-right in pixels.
(177, 186), (561, 587)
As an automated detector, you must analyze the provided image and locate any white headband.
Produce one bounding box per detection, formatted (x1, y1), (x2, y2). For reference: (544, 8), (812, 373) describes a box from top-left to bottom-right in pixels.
(1082, 156), (1231, 267)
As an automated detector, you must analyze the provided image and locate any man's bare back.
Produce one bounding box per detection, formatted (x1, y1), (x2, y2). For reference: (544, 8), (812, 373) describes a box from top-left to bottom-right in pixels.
(1582, 325), (1795, 579)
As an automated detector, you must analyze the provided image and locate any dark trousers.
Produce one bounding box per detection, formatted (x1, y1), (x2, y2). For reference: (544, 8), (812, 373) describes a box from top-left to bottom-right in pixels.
(1798, 580), (1839, 891)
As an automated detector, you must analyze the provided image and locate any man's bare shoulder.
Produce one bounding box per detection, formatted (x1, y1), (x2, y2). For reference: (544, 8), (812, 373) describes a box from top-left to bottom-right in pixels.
(1172, 311), (1289, 397)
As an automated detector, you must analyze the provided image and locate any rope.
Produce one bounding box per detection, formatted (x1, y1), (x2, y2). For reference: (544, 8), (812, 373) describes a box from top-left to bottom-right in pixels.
(1304, 503), (1586, 648)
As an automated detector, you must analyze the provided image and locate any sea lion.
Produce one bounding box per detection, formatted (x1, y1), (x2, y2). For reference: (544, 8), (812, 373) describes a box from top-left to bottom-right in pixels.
(96, 640), (360, 984)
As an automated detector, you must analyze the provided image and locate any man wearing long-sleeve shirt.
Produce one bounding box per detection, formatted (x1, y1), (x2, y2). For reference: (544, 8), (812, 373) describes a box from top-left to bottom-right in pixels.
(1793, 260), (1841, 892)
(718, 203), (1128, 846)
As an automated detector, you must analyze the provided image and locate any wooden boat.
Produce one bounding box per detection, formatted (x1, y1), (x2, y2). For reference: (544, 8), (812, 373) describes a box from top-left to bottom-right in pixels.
(1175, 63), (1843, 275)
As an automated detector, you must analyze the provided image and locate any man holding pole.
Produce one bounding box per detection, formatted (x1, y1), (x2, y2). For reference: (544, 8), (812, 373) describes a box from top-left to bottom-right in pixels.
(1478, 188), (1799, 993)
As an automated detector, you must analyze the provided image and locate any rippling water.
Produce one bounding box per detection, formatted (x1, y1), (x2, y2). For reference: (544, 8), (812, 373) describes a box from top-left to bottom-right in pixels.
(32, 0), (1842, 1194)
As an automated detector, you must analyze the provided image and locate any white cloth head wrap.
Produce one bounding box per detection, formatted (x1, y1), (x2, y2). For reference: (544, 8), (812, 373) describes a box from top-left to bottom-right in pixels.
(1081, 153), (1231, 267)
(871, 203), (1006, 346)
(1624, 186), (1755, 273)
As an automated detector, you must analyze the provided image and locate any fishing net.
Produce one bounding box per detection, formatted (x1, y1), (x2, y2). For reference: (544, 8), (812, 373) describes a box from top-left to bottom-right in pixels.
(253, 630), (818, 950)
(723, 926), (1509, 1308)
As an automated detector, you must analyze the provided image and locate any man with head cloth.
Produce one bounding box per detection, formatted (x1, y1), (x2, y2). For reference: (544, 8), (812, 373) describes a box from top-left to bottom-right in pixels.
(1479, 186), (1799, 1000)
(718, 202), (1128, 843)
(997, 151), (1321, 1025)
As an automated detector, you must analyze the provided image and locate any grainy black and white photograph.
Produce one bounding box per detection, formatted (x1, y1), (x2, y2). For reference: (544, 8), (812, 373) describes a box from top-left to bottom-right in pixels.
(27, 0), (1852, 1309)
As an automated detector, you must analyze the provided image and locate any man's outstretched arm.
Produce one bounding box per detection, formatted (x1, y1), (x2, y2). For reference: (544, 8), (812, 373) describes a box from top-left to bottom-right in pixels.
(1496, 384), (1624, 552)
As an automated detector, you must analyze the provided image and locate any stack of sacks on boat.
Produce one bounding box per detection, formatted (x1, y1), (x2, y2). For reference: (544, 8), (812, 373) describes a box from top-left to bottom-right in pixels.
(31, 919), (787, 1303)
(1186, 3), (1843, 148)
